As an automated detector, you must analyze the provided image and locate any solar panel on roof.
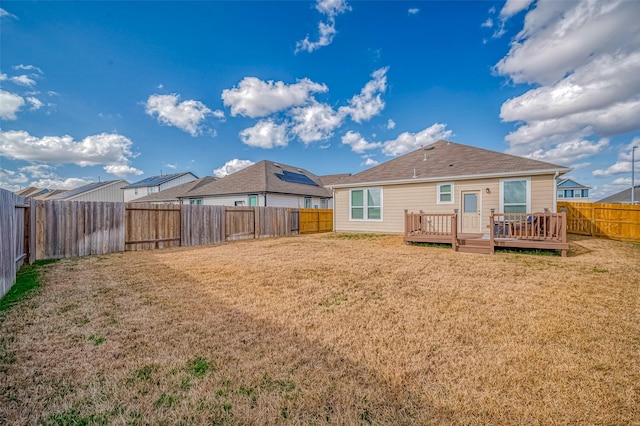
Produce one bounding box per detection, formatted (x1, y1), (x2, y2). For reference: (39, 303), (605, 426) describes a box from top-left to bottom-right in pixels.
(276, 170), (318, 186)
(128, 173), (184, 188)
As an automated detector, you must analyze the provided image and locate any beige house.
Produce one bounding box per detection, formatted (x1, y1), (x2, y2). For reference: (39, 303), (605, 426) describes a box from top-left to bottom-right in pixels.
(328, 140), (571, 234)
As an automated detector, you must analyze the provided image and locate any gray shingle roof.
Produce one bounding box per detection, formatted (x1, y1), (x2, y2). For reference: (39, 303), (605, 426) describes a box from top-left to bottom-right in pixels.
(48, 180), (128, 200)
(318, 173), (352, 186)
(130, 177), (218, 203)
(182, 160), (331, 198)
(597, 186), (640, 204)
(330, 140), (571, 186)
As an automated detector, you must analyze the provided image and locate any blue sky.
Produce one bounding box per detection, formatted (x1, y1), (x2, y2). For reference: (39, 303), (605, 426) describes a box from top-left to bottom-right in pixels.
(1, 0), (639, 199)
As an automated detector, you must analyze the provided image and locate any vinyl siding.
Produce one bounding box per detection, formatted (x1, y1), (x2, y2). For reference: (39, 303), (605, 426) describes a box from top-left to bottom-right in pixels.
(67, 182), (125, 202)
(335, 174), (557, 234)
(158, 173), (198, 191)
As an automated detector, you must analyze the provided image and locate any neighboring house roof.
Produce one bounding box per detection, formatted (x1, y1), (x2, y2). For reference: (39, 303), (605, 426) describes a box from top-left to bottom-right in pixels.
(130, 176), (218, 203)
(48, 180), (128, 200)
(329, 140), (572, 187)
(597, 185), (640, 204)
(556, 178), (591, 189)
(318, 173), (352, 187)
(182, 160), (332, 199)
(15, 187), (50, 197)
(35, 189), (68, 200)
(122, 172), (198, 189)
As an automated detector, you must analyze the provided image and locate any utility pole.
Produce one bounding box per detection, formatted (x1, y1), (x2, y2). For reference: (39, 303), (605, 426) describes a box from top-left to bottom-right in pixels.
(632, 145), (638, 204)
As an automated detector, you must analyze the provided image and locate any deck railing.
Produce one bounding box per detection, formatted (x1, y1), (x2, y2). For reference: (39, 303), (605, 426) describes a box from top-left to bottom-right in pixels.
(489, 210), (567, 242)
(404, 210), (457, 247)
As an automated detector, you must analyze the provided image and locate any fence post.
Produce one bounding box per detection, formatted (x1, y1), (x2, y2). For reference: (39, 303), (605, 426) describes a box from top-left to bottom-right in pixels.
(489, 208), (495, 254)
(452, 209), (458, 251)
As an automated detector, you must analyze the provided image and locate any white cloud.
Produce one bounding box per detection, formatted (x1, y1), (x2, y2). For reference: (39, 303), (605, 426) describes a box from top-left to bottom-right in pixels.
(19, 164), (56, 179)
(213, 159), (255, 178)
(295, 0), (351, 53)
(31, 177), (90, 190)
(362, 158), (379, 167)
(499, 0), (534, 19)
(13, 64), (43, 74)
(289, 100), (343, 143)
(381, 123), (453, 156)
(341, 131), (382, 154)
(10, 75), (36, 87)
(0, 8), (17, 19)
(103, 164), (143, 177)
(0, 73), (7, 81)
(145, 94), (214, 136)
(212, 109), (225, 119)
(165, 163), (177, 170)
(481, 18), (494, 28)
(495, 0), (640, 175)
(0, 90), (25, 120)
(408, 8), (420, 16)
(0, 130), (138, 171)
(339, 67), (388, 123)
(592, 137), (640, 177)
(386, 119), (396, 130)
(26, 96), (43, 110)
(222, 77), (327, 118)
(239, 120), (289, 149)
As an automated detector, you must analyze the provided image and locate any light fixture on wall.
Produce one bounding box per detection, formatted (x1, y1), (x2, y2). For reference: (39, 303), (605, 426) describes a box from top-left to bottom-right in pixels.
(485, 188), (491, 194)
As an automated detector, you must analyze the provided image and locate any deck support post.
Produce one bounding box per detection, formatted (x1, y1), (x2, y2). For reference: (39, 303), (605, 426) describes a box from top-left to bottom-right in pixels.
(452, 209), (458, 251)
(489, 209), (495, 255)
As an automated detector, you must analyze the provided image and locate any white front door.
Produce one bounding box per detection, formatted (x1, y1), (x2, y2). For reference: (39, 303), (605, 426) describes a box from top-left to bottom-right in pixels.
(461, 191), (481, 233)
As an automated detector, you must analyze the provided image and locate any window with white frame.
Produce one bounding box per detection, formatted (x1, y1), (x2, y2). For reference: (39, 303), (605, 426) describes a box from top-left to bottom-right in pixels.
(189, 198), (203, 205)
(248, 195), (258, 206)
(437, 183), (454, 204)
(501, 178), (529, 213)
(557, 190), (564, 199)
(350, 188), (382, 220)
(320, 198), (329, 209)
(147, 187), (156, 195)
(304, 197), (312, 208)
(582, 189), (589, 197)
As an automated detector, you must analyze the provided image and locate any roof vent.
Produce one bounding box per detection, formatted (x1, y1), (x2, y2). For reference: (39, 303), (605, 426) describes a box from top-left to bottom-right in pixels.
(412, 168), (417, 178)
(274, 163), (281, 168)
(424, 146), (434, 151)
(449, 164), (454, 167)
(423, 152), (428, 161)
(297, 168), (304, 173)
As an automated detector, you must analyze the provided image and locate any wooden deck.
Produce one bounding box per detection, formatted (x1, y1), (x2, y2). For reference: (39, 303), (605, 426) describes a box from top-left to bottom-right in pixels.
(404, 210), (569, 256)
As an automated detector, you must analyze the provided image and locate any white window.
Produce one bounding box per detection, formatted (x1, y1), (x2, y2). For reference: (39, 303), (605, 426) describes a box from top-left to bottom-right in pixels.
(320, 198), (329, 209)
(574, 190), (582, 198)
(134, 188), (138, 195)
(350, 188), (382, 221)
(234, 200), (245, 206)
(304, 197), (312, 208)
(437, 183), (454, 204)
(147, 187), (156, 195)
(500, 178), (530, 213)
(557, 190), (564, 199)
(248, 195), (258, 206)
(189, 198), (202, 205)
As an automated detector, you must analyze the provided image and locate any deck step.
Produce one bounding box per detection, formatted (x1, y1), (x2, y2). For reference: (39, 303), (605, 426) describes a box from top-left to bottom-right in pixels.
(457, 244), (492, 255)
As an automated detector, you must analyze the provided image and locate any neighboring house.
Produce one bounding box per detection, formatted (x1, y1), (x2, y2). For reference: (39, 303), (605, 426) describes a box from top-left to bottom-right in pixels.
(122, 172), (198, 202)
(327, 140), (571, 234)
(597, 185), (640, 204)
(15, 187), (68, 199)
(556, 178), (590, 201)
(129, 177), (218, 204)
(179, 160), (332, 208)
(48, 180), (129, 202)
(318, 173), (352, 187)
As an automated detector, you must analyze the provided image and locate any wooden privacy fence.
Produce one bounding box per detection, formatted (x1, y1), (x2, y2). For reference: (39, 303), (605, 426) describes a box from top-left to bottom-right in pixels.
(32, 201), (332, 259)
(299, 209), (333, 234)
(0, 189), (30, 298)
(558, 201), (640, 242)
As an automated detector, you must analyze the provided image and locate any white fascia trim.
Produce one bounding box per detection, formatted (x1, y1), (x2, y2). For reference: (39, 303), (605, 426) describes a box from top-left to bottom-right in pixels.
(327, 168), (571, 189)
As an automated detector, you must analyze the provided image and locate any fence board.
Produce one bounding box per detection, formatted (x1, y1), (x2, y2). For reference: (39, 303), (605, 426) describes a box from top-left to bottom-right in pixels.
(0, 189), (28, 298)
(125, 203), (181, 251)
(559, 201), (640, 242)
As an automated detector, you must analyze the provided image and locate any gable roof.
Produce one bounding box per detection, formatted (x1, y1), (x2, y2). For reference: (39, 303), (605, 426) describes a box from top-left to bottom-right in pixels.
(556, 178), (590, 189)
(597, 185), (640, 204)
(329, 140), (571, 187)
(182, 160), (331, 199)
(48, 180), (128, 200)
(130, 176), (218, 203)
(123, 172), (197, 189)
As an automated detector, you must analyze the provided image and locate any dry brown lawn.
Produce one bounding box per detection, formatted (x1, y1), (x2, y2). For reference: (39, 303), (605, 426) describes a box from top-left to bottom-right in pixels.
(1, 233), (639, 425)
